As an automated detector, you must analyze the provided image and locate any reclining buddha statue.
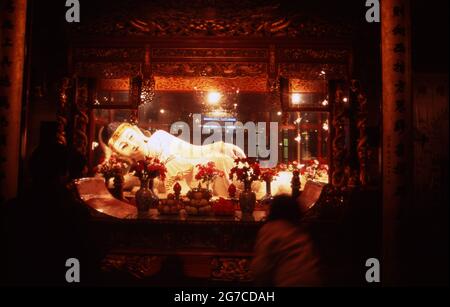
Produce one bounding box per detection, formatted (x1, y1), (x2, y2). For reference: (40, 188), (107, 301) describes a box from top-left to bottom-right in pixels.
(99, 122), (295, 198)
(100, 122), (247, 197)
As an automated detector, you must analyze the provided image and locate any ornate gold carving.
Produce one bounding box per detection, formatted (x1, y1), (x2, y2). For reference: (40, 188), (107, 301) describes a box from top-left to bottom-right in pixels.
(268, 45), (276, 75)
(290, 79), (326, 93)
(351, 80), (369, 186)
(57, 78), (70, 146)
(152, 62), (267, 77)
(101, 254), (162, 279)
(74, 48), (145, 61)
(72, 2), (352, 38)
(211, 257), (252, 281)
(154, 76), (267, 92)
(280, 63), (348, 80)
(281, 48), (349, 62)
(152, 48), (267, 59)
(331, 81), (347, 189)
(73, 78), (89, 155)
(74, 62), (141, 79)
(98, 78), (130, 91)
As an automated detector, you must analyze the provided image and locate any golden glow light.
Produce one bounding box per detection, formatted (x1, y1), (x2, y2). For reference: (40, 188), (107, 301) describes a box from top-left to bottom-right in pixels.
(291, 93), (302, 104)
(295, 134), (301, 142)
(160, 109), (165, 114)
(207, 91), (222, 105)
(277, 111), (282, 116)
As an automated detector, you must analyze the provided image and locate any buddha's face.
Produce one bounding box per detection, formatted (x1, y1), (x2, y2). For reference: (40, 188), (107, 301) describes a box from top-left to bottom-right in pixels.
(109, 124), (149, 160)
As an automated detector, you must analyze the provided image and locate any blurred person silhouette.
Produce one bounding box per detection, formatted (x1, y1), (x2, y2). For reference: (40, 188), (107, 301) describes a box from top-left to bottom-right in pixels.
(68, 148), (88, 180)
(250, 194), (322, 286)
(2, 121), (95, 285)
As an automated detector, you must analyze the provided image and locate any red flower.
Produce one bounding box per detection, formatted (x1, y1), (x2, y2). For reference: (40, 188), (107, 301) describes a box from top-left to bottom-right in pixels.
(95, 154), (129, 178)
(131, 156), (168, 181)
(195, 162), (224, 184)
(261, 168), (279, 182)
(228, 158), (261, 183)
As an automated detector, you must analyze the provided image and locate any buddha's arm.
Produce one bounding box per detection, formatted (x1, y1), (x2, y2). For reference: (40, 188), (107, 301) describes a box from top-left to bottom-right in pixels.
(149, 130), (245, 159)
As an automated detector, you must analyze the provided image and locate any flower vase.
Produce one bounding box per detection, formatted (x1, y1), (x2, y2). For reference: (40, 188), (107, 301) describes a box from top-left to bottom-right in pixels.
(112, 175), (124, 200)
(291, 170), (301, 199)
(104, 175), (112, 189)
(135, 178), (159, 213)
(205, 181), (213, 196)
(239, 181), (256, 215)
(260, 180), (273, 204)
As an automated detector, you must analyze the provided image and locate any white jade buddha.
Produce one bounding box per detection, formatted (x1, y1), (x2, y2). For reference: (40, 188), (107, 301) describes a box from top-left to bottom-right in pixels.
(100, 123), (293, 198)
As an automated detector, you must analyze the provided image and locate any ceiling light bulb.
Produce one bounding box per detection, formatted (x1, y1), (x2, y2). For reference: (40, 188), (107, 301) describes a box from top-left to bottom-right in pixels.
(291, 93), (301, 104)
(207, 91), (222, 105)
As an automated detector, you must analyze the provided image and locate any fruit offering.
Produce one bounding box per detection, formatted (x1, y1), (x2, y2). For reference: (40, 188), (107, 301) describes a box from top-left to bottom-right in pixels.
(185, 187), (213, 215)
(158, 193), (182, 215)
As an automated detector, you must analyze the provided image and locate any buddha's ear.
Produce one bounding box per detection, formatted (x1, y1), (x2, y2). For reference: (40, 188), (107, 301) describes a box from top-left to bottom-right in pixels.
(139, 127), (152, 138)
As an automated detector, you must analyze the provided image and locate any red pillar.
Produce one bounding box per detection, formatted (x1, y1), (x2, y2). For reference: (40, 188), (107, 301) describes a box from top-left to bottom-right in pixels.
(0, 0), (27, 202)
(381, 0), (413, 285)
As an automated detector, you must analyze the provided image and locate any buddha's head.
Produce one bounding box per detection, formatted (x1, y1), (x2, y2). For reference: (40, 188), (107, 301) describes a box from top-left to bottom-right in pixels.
(100, 122), (151, 161)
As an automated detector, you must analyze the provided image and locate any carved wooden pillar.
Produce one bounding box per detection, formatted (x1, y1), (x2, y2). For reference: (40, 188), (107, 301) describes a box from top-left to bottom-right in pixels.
(349, 80), (369, 186)
(140, 44), (155, 107)
(0, 0), (27, 202)
(72, 78), (92, 155)
(347, 80), (360, 187)
(329, 80), (347, 190)
(57, 78), (70, 146)
(381, 0), (412, 285)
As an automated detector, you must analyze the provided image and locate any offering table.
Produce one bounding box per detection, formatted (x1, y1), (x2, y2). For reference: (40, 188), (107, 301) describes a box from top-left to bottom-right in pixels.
(73, 177), (266, 283)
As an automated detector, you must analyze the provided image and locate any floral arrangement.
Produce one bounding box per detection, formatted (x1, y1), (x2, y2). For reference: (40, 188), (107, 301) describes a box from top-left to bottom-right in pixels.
(94, 154), (128, 179)
(229, 158), (261, 185)
(300, 159), (329, 181)
(277, 161), (301, 172)
(130, 156), (168, 181)
(260, 168), (279, 182)
(195, 161), (224, 188)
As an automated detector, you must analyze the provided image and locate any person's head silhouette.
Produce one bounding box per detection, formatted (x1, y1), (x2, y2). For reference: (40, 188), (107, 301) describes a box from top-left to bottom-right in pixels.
(267, 194), (302, 224)
(29, 121), (69, 186)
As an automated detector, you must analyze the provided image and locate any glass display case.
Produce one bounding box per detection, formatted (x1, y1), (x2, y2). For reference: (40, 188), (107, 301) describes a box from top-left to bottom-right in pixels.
(88, 77), (330, 202)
